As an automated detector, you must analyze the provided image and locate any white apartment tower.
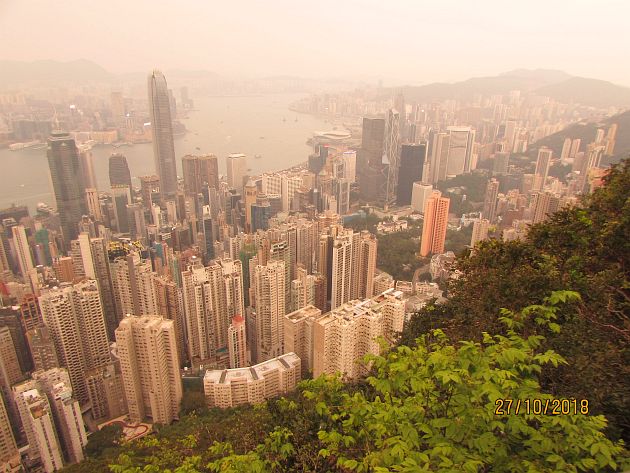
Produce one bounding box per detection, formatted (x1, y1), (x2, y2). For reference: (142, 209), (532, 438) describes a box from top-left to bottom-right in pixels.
(115, 315), (182, 424)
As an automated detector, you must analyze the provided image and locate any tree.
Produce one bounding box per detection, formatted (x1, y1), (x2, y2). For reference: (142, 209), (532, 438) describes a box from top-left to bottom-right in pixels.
(84, 424), (123, 458)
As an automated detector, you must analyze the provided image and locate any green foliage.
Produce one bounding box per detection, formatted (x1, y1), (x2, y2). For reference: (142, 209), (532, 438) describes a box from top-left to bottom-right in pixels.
(376, 228), (425, 281)
(445, 225), (473, 255)
(84, 424), (123, 458)
(344, 213), (381, 233)
(436, 172), (489, 202)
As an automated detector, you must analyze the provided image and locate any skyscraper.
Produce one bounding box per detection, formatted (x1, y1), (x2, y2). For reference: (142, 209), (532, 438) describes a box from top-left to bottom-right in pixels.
(420, 191), (450, 257)
(357, 117), (385, 202)
(182, 154), (220, 195)
(226, 153), (248, 191)
(11, 225), (34, 279)
(227, 315), (247, 369)
(0, 391), (19, 472)
(148, 70), (178, 199)
(115, 315), (182, 424)
(534, 147), (553, 191)
(39, 280), (111, 404)
(383, 109), (401, 205)
(411, 182), (433, 213)
(446, 126), (476, 176)
(470, 218), (490, 247)
(396, 143), (427, 205)
(482, 178), (500, 223)
(254, 261), (286, 363)
(47, 131), (87, 242)
(108, 153), (132, 190)
(429, 132), (450, 183)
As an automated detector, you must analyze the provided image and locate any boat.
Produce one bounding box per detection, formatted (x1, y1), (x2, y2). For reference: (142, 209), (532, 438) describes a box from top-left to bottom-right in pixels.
(195, 147), (201, 150)
(259, 136), (265, 139)
(282, 117), (286, 122)
(295, 116), (298, 122)
(254, 154), (262, 159)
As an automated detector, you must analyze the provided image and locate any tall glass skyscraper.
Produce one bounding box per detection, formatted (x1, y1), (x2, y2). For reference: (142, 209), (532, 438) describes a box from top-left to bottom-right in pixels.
(148, 70), (177, 199)
(47, 131), (87, 243)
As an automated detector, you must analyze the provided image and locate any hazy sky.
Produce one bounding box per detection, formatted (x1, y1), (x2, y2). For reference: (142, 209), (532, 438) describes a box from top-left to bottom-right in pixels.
(1, 0), (629, 86)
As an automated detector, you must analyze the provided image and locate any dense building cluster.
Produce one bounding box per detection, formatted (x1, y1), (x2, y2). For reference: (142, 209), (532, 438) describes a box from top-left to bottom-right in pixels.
(0, 69), (620, 472)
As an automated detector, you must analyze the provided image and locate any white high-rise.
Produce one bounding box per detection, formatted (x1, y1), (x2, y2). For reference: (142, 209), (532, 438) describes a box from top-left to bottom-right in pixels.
(115, 315), (182, 424)
(226, 153), (247, 191)
(254, 261), (286, 363)
(11, 225), (34, 279)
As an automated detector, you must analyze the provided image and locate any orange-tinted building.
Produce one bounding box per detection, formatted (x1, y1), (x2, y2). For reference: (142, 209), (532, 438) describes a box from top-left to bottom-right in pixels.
(420, 190), (450, 257)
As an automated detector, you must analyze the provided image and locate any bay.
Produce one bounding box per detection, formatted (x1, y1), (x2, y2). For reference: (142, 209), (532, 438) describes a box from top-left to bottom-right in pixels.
(0, 93), (330, 212)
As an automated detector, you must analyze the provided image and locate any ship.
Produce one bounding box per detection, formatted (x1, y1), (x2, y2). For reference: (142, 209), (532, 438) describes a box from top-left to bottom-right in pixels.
(255, 154), (262, 159)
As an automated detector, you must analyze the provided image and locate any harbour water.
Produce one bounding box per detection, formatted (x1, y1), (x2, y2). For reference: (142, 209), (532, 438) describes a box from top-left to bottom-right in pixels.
(0, 93), (330, 211)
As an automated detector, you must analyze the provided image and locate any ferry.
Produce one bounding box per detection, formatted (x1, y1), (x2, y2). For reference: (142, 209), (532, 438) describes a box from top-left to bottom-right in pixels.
(9, 141), (41, 151)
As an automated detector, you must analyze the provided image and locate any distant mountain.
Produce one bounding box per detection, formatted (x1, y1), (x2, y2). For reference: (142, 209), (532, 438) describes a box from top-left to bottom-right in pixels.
(531, 109), (630, 163)
(394, 69), (629, 108)
(0, 59), (114, 86)
(534, 77), (630, 108)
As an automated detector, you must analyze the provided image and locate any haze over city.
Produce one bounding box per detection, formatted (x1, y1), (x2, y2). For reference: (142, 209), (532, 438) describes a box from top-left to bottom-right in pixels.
(0, 2), (629, 473)
(1, 0), (630, 85)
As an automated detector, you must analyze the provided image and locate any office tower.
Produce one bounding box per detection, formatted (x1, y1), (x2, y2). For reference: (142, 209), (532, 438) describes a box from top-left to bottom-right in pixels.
(226, 153), (247, 191)
(446, 126), (476, 176)
(85, 188), (103, 221)
(561, 138), (572, 162)
(312, 289), (405, 380)
(181, 258), (245, 362)
(153, 275), (186, 363)
(85, 362), (127, 423)
(20, 294), (43, 333)
(383, 109), (401, 205)
(357, 231), (378, 300)
(39, 280), (111, 404)
(110, 250), (156, 319)
(148, 70), (177, 199)
(284, 304), (322, 376)
(78, 147), (97, 190)
(26, 327), (60, 372)
(227, 315), (247, 369)
(342, 150), (357, 183)
(482, 178), (500, 223)
(329, 231), (356, 310)
(411, 182), (433, 213)
(429, 132), (450, 183)
(0, 307), (31, 374)
(251, 198), (272, 232)
(244, 180), (258, 232)
(0, 391), (19, 472)
(605, 123), (617, 155)
(47, 131), (87, 243)
(419, 191), (450, 257)
(534, 147), (553, 191)
(396, 143), (427, 205)
(569, 139), (581, 158)
(282, 174), (302, 211)
(108, 153), (132, 190)
(254, 261), (286, 362)
(16, 387), (64, 472)
(493, 152), (510, 175)
(357, 117), (385, 201)
(470, 218), (490, 247)
(531, 192), (560, 224)
(139, 175), (160, 210)
(11, 225), (33, 279)
(182, 154), (220, 195)
(115, 315), (182, 424)
(33, 369), (87, 465)
(111, 184), (132, 234)
(110, 91), (125, 123)
(203, 353), (301, 408)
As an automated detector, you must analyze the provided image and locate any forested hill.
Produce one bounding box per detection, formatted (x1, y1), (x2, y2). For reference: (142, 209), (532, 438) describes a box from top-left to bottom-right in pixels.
(65, 160), (630, 472)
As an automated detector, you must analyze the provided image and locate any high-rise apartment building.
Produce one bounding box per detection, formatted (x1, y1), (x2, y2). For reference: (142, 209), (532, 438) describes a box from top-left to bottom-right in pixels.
(26, 326), (60, 372)
(153, 275), (186, 364)
(85, 362), (127, 423)
(38, 280), (111, 404)
(0, 392), (19, 472)
(530, 191), (560, 224)
(115, 315), (182, 424)
(226, 153), (247, 191)
(110, 250), (157, 319)
(254, 260), (286, 362)
(148, 70), (178, 199)
(419, 191), (450, 257)
(181, 258), (245, 362)
(312, 289), (405, 380)
(227, 315), (247, 369)
(284, 304), (322, 376)
(47, 131), (87, 243)
(203, 353), (301, 408)
(470, 218), (490, 247)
